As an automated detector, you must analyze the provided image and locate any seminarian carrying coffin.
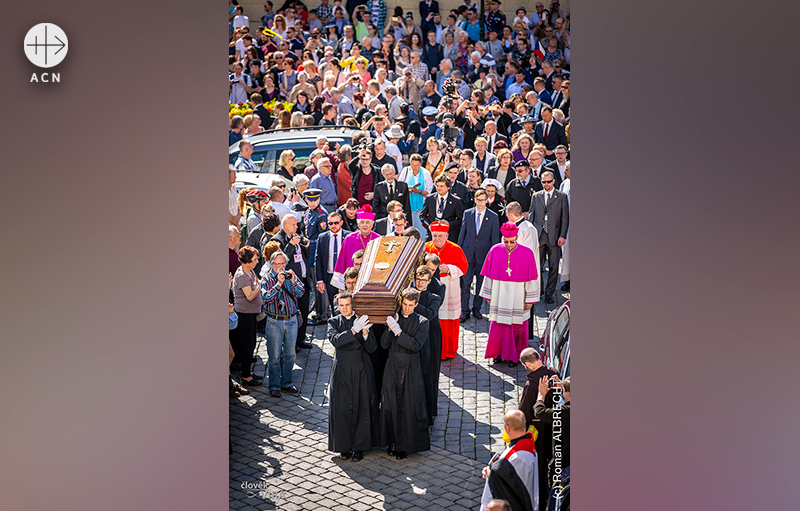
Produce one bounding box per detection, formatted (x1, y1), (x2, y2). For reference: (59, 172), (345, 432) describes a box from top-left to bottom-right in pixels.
(352, 236), (425, 323)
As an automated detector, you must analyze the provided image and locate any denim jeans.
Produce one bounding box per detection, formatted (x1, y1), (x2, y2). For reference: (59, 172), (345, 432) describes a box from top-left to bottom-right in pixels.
(266, 315), (298, 391)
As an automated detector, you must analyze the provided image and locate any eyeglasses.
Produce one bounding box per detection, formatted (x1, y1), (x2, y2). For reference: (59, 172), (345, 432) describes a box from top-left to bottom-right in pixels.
(289, 157), (295, 160)
(276, 184), (286, 188)
(541, 179), (554, 184)
(328, 221), (341, 225)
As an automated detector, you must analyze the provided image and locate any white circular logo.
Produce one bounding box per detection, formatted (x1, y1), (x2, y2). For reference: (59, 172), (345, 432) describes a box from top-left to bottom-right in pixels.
(24, 23), (68, 68)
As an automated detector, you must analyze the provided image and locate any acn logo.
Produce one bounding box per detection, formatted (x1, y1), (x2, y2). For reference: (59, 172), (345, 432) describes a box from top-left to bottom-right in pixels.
(24, 23), (68, 68)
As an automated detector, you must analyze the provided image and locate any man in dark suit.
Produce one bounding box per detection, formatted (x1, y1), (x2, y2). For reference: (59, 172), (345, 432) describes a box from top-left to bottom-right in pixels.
(314, 211), (351, 325)
(483, 120), (508, 154)
(533, 77), (552, 106)
(374, 200), (404, 235)
(420, 174), (464, 243)
(505, 160), (542, 219)
(250, 93), (273, 132)
(419, 0), (439, 24)
(533, 106), (569, 160)
(372, 164), (411, 220)
(457, 189), (500, 321)
(444, 162), (471, 211)
(543, 144), (569, 190)
(272, 214), (315, 348)
(528, 170), (569, 304)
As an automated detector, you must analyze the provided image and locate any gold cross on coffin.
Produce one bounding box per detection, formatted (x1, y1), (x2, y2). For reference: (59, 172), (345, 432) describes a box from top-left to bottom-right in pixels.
(383, 240), (402, 253)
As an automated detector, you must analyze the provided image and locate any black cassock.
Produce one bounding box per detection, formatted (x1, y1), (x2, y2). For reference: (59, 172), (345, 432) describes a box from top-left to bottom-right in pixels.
(415, 288), (443, 425)
(379, 311), (431, 454)
(327, 314), (379, 454)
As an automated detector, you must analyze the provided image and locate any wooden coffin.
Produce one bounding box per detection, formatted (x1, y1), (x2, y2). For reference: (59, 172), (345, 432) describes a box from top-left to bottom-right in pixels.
(352, 236), (425, 324)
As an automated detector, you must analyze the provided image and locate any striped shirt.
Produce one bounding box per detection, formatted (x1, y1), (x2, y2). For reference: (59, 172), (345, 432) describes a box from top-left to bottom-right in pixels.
(260, 269), (305, 317)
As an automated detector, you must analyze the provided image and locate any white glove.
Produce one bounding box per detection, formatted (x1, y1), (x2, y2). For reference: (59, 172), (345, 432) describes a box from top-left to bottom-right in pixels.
(386, 315), (402, 336)
(352, 315), (368, 332)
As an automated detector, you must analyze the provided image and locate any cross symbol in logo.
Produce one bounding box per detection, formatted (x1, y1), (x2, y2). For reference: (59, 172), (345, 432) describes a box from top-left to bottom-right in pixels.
(24, 23), (68, 68)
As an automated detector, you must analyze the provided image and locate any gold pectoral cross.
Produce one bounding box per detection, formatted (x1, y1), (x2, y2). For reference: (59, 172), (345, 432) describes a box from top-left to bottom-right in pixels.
(506, 267), (512, 276)
(383, 240), (402, 253)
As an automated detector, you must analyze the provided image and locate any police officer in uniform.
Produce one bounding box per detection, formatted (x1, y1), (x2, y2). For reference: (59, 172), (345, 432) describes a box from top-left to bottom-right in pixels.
(303, 188), (330, 325)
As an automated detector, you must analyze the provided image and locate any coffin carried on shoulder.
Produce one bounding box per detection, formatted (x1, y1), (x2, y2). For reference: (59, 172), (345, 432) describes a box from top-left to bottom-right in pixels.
(352, 236), (424, 324)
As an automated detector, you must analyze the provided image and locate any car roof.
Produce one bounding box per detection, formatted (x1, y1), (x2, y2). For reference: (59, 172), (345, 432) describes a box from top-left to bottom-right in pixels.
(229, 126), (358, 153)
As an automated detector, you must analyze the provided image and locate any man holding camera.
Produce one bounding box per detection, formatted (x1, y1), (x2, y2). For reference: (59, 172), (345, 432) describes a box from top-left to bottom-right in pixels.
(260, 251), (306, 398)
(271, 215), (315, 350)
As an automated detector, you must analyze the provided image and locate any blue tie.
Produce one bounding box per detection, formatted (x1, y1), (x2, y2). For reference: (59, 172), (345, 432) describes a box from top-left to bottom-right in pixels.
(476, 211), (482, 233)
(438, 196), (445, 216)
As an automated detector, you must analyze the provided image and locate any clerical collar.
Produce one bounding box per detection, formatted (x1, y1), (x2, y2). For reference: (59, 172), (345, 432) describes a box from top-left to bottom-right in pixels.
(344, 313), (355, 320)
(508, 433), (529, 446)
(515, 218), (523, 226)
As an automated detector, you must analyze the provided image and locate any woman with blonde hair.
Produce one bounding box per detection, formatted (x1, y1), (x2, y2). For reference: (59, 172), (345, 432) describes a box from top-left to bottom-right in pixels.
(302, 60), (323, 94)
(277, 149), (298, 180)
(511, 133), (535, 163)
(243, 114), (265, 137)
(272, 14), (288, 39)
(290, 111), (303, 128)
(421, 136), (448, 181)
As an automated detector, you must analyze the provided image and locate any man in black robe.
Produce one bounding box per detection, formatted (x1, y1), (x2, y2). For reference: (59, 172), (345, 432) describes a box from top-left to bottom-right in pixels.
(326, 291), (379, 462)
(479, 410), (539, 511)
(380, 288), (430, 459)
(413, 265), (443, 425)
(517, 347), (558, 508)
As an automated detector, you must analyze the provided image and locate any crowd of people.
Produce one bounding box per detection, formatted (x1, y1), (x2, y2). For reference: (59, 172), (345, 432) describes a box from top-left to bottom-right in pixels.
(228, 0), (570, 508)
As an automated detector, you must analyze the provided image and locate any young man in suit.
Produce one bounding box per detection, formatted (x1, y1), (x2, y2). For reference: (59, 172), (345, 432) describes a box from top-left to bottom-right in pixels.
(543, 144), (569, 189)
(372, 164), (411, 220)
(534, 106), (569, 160)
(473, 137), (497, 178)
(420, 174), (465, 243)
(444, 162), (471, 212)
(314, 211), (352, 325)
(457, 189), (500, 321)
(528, 170), (569, 304)
(373, 200), (404, 235)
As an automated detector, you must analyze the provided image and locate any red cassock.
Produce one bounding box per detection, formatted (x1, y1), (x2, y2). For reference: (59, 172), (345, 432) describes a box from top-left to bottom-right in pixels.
(424, 239), (468, 359)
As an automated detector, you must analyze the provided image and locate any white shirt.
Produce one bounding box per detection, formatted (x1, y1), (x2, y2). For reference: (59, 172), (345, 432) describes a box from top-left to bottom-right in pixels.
(557, 160), (569, 181)
(269, 201), (293, 221)
(435, 192), (449, 217)
(233, 15), (250, 30)
(385, 142), (403, 171)
(328, 230), (342, 273)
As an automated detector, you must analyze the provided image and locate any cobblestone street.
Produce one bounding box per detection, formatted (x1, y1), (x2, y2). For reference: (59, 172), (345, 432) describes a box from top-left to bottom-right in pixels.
(230, 286), (569, 510)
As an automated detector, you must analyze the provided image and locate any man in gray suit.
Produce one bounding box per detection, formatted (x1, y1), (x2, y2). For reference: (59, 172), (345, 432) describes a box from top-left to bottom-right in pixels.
(528, 170), (569, 304)
(457, 189), (500, 321)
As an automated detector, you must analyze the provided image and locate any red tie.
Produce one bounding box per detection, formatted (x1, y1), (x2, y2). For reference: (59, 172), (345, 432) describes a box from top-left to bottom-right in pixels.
(543, 123), (549, 142)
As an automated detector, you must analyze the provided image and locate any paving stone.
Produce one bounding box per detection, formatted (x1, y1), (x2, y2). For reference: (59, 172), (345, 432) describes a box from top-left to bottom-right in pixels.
(229, 307), (540, 511)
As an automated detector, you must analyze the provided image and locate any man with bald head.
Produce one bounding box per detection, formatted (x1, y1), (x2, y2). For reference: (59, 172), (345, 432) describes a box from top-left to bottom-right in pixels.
(483, 120), (508, 154)
(479, 409), (539, 511)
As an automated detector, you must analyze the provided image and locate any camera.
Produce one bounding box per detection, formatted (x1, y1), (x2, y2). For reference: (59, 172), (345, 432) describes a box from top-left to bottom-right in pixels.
(443, 126), (461, 139)
(548, 379), (558, 388)
(282, 270), (293, 279)
(404, 68), (412, 76)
